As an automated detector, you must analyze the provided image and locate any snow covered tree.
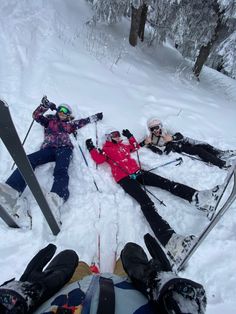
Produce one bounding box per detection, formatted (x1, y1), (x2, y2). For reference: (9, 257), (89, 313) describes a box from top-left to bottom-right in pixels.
(206, 0), (236, 78)
(149, 0), (236, 79)
(87, 0), (150, 46)
(207, 31), (236, 78)
(147, 0), (179, 44)
(86, 0), (236, 78)
(192, 1), (225, 78)
(89, 0), (129, 24)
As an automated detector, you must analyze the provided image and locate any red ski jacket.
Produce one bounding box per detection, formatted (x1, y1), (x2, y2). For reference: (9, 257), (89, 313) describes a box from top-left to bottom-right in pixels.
(90, 136), (140, 182)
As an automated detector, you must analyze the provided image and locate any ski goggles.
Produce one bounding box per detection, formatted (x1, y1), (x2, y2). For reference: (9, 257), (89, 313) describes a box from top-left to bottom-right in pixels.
(110, 131), (121, 138)
(150, 124), (162, 132)
(57, 106), (71, 115)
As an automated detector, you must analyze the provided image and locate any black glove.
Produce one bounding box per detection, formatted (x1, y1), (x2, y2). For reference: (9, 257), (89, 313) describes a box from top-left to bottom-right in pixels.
(147, 144), (163, 155)
(86, 138), (95, 151)
(122, 129), (133, 139)
(90, 112), (103, 123)
(0, 244), (78, 313)
(172, 132), (184, 141)
(164, 142), (175, 155)
(41, 96), (49, 107)
(41, 96), (56, 111)
(95, 112), (103, 121)
(48, 102), (57, 111)
(164, 141), (182, 155)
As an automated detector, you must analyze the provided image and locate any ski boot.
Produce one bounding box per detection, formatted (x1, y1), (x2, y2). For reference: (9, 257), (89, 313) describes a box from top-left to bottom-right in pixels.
(46, 192), (63, 225)
(192, 184), (224, 220)
(165, 233), (197, 265)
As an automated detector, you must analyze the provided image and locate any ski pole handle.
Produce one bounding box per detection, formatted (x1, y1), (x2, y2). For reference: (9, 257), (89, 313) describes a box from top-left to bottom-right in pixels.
(146, 157), (183, 173)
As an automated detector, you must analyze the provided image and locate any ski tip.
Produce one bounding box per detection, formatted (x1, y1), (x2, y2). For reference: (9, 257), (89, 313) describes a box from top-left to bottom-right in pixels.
(0, 99), (9, 108)
(90, 262), (100, 274)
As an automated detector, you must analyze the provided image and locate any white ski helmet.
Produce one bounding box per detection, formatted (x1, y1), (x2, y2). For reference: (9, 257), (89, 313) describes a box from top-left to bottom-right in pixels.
(57, 103), (73, 115)
(147, 118), (162, 130)
(104, 127), (120, 141)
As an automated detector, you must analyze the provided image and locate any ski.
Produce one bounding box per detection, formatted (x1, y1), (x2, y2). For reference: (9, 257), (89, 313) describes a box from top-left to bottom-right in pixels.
(175, 165), (236, 272)
(144, 166), (236, 273)
(0, 204), (20, 228)
(89, 261), (100, 274)
(0, 100), (60, 235)
(220, 150), (236, 161)
(206, 164), (236, 221)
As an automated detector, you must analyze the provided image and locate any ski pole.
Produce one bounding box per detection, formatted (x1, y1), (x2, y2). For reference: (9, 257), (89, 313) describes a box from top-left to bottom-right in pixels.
(11, 119), (35, 170)
(78, 143), (100, 192)
(95, 122), (98, 148)
(135, 146), (166, 206)
(181, 153), (202, 162)
(147, 157), (183, 172)
(180, 152), (214, 167)
(99, 148), (166, 206)
(144, 187), (166, 206)
(95, 121), (98, 169)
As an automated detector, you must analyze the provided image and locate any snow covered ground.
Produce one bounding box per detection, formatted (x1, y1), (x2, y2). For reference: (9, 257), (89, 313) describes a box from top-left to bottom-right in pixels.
(0, 1), (236, 312)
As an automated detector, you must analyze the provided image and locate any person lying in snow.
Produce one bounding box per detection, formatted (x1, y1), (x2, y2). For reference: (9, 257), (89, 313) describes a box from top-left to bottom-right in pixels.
(0, 96), (103, 224)
(85, 129), (225, 261)
(140, 118), (236, 169)
(0, 240), (206, 314)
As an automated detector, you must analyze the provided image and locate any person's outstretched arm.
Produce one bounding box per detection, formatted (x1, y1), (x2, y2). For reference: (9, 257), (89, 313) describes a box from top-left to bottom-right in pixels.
(86, 138), (107, 164)
(71, 112), (103, 133)
(32, 96), (57, 127)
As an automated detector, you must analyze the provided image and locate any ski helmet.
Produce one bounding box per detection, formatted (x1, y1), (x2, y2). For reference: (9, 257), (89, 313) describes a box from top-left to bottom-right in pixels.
(147, 118), (162, 130)
(57, 103), (72, 115)
(105, 128), (121, 141)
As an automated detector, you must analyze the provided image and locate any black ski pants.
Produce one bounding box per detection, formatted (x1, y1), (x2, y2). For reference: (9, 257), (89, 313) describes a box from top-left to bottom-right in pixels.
(118, 171), (196, 246)
(175, 142), (225, 168)
(118, 170), (196, 204)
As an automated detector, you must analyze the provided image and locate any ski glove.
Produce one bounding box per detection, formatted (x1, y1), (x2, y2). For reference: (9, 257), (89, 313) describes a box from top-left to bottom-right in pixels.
(164, 141), (182, 155)
(172, 132), (184, 141)
(41, 96), (56, 111)
(147, 144), (163, 155)
(0, 244), (78, 313)
(89, 112), (103, 123)
(122, 129), (133, 139)
(86, 138), (95, 151)
(48, 102), (57, 111)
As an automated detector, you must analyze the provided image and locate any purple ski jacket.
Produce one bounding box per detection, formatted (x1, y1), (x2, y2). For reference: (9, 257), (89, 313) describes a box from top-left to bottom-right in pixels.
(33, 105), (91, 149)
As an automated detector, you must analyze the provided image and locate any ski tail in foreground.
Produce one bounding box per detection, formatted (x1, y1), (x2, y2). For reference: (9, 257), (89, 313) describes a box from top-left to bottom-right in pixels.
(207, 163), (236, 221)
(0, 100), (60, 235)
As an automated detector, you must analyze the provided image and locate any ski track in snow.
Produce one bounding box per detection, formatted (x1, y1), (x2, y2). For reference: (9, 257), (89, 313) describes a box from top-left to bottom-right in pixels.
(1, 1), (236, 313)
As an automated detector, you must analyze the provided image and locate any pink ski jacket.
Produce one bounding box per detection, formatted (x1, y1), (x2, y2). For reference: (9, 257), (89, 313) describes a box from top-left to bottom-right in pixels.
(89, 136), (140, 182)
(33, 105), (91, 149)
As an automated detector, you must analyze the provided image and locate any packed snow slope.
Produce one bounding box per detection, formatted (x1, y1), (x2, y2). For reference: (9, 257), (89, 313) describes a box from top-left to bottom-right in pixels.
(0, 1), (236, 313)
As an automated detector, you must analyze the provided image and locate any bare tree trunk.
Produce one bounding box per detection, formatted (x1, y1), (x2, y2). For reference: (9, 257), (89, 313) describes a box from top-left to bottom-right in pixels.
(193, 43), (213, 79)
(193, 1), (224, 79)
(129, 5), (142, 47)
(138, 4), (148, 42)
